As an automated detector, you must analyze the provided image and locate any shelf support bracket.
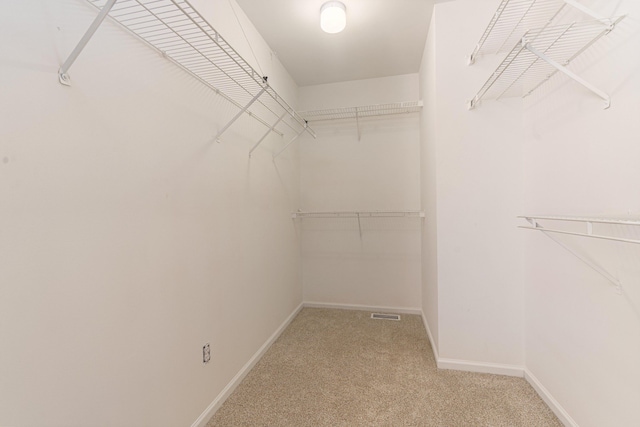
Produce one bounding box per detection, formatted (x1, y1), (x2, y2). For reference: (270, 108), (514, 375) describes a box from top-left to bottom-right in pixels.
(58, 0), (119, 86)
(525, 218), (622, 294)
(524, 42), (611, 109)
(357, 212), (362, 239)
(272, 122), (307, 159)
(249, 111), (286, 157)
(215, 85), (268, 142)
(355, 108), (361, 141)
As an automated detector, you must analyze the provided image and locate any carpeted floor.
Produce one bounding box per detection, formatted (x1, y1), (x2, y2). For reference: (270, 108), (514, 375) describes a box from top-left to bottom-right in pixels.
(206, 308), (561, 426)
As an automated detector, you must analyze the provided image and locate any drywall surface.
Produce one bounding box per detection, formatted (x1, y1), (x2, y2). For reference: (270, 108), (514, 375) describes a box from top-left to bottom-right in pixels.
(522, 1), (640, 425)
(422, 0), (525, 367)
(298, 75), (422, 310)
(419, 12), (439, 352)
(0, 1), (302, 426)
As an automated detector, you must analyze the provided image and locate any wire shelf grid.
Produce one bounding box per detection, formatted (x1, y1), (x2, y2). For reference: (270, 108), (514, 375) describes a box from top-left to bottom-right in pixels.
(470, 0), (569, 63)
(470, 17), (623, 107)
(300, 101), (423, 122)
(86, 0), (314, 139)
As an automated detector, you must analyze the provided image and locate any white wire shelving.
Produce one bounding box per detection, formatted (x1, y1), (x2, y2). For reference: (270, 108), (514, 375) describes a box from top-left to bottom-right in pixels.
(467, 0), (625, 109)
(299, 101), (423, 141)
(59, 0), (315, 154)
(468, 0), (569, 65)
(519, 215), (640, 294)
(519, 215), (640, 245)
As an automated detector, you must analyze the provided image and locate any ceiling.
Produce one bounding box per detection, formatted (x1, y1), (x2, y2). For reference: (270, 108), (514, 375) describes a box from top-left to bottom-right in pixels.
(234, 0), (440, 87)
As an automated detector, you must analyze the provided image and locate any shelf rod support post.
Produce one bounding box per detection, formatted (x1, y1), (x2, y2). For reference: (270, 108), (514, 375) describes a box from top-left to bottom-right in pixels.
(215, 85), (267, 142)
(524, 42), (611, 108)
(249, 112), (286, 157)
(272, 122), (307, 159)
(58, 0), (119, 86)
(524, 218), (622, 294)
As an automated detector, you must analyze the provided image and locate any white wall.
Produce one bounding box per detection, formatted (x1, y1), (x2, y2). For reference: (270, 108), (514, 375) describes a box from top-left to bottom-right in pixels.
(298, 75), (422, 311)
(419, 11), (440, 353)
(522, 1), (640, 425)
(419, 0), (525, 369)
(422, 0), (640, 424)
(0, 1), (302, 426)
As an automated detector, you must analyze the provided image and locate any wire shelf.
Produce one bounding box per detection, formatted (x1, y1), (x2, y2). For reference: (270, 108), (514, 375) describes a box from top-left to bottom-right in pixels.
(469, 17), (624, 108)
(300, 101), (423, 122)
(469, 0), (568, 64)
(520, 215), (640, 245)
(519, 215), (640, 226)
(82, 0), (314, 141)
(519, 215), (640, 294)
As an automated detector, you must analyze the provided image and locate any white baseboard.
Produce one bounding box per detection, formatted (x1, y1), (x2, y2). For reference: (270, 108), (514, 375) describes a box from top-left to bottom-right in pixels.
(421, 311), (439, 361)
(437, 358), (524, 377)
(303, 301), (422, 315)
(191, 304), (572, 427)
(525, 369), (578, 427)
(190, 302), (304, 427)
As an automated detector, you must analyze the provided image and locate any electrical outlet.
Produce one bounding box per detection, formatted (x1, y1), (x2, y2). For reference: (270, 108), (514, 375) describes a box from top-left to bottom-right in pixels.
(203, 343), (211, 364)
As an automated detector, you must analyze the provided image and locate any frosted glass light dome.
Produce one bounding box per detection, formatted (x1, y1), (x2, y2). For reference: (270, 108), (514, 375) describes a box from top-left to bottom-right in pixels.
(320, 1), (346, 34)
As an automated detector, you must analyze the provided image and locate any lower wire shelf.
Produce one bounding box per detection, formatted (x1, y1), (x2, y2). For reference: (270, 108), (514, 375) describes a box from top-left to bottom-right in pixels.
(519, 215), (640, 294)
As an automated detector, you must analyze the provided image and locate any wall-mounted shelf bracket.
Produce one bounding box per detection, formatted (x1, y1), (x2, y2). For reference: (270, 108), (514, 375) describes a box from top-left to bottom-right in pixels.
(273, 122), (307, 159)
(249, 111), (286, 157)
(58, 0), (118, 86)
(523, 41), (611, 109)
(518, 215), (640, 294)
(215, 83), (268, 143)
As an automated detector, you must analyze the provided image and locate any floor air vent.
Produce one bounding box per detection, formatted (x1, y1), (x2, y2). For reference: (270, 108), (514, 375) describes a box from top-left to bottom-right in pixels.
(371, 313), (401, 321)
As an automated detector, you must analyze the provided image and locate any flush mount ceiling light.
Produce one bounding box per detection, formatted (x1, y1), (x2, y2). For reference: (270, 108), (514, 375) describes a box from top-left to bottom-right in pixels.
(320, 1), (346, 34)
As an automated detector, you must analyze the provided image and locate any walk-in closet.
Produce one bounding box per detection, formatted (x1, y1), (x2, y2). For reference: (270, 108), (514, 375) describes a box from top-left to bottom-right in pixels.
(1, 0), (639, 426)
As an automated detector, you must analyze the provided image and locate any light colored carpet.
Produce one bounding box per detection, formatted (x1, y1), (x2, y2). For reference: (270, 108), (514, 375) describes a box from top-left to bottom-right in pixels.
(206, 308), (561, 426)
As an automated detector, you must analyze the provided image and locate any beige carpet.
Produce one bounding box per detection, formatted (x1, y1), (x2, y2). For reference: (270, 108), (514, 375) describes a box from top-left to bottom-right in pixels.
(207, 308), (561, 426)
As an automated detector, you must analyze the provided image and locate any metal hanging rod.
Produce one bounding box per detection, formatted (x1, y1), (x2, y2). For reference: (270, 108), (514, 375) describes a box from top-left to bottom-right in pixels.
(60, 0), (315, 148)
(468, 16), (624, 110)
(299, 101), (422, 141)
(292, 210), (426, 219)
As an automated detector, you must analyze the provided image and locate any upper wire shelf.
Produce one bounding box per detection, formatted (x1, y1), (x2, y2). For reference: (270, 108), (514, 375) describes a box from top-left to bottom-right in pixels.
(469, 0), (569, 64)
(469, 16), (624, 109)
(61, 0), (315, 150)
(300, 101), (423, 122)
